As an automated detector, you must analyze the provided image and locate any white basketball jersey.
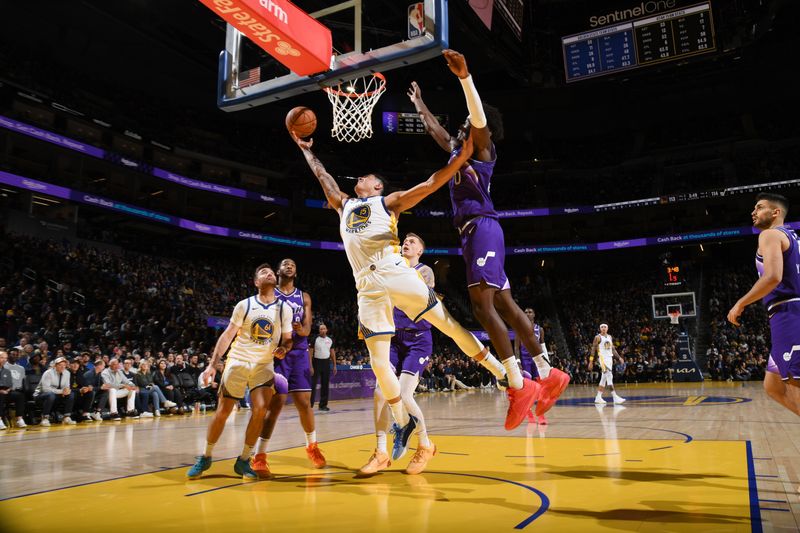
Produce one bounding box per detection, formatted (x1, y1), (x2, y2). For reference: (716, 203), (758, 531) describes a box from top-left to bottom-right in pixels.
(227, 295), (292, 364)
(598, 334), (614, 360)
(339, 196), (401, 275)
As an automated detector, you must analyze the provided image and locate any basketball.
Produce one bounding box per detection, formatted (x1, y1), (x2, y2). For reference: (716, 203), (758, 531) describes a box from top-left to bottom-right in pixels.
(286, 106), (317, 138)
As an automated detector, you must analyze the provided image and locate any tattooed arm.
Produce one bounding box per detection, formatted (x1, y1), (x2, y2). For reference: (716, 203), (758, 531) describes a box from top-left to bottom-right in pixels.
(292, 134), (349, 213)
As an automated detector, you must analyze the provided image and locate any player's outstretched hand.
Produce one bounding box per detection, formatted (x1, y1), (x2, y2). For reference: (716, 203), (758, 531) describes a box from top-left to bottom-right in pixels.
(407, 81), (422, 103)
(291, 131), (313, 151)
(443, 49), (469, 79)
(726, 301), (744, 326)
(200, 367), (216, 387)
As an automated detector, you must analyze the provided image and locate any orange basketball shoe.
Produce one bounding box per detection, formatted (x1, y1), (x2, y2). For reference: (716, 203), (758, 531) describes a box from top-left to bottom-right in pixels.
(505, 378), (541, 430)
(251, 453), (272, 479)
(358, 449), (391, 475)
(535, 368), (570, 417)
(306, 442), (327, 469)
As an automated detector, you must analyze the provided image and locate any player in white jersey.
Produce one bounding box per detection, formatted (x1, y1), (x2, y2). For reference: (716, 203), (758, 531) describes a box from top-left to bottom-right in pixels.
(292, 129), (532, 462)
(589, 323), (626, 405)
(186, 263), (293, 480)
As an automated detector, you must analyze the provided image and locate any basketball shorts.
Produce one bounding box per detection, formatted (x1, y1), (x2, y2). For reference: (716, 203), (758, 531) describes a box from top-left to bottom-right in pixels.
(390, 329), (433, 377)
(355, 254), (439, 338)
(459, 216), (510, 290)
(766, 302), (800, 380)
(598, 356), (612, 373)
(274, 372), (289, 395)
(275, 349), (312, 392)
(599, 370), (614, 387)
(220, 358), (274, 400)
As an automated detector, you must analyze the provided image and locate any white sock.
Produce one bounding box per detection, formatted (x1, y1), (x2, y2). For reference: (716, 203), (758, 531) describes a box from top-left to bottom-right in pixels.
(476, 351), (506, 379)
(502, 357), (524, 389)
(203, 441), (216, 457)
(596, 391), (603, 398)
(255, 437), (269, 455)
(533, 354), (551, 379)
(305, 431), (317, 446)
(377, 431), (388, 453)
(418, 430), (432, 448)
(399, 373), (428, 446)
(240, 444), (253, 460)
(389, 399), (409, 426)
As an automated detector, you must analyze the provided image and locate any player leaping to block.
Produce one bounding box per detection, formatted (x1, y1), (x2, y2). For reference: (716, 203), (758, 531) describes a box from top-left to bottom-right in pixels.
(408, 49), (570, 422)
(291, 127), (537, 446)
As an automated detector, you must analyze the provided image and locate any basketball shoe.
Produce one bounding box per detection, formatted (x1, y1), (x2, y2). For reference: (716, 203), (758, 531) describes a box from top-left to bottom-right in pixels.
(505, 379), (540, 430)
(535, 368), (570, 416)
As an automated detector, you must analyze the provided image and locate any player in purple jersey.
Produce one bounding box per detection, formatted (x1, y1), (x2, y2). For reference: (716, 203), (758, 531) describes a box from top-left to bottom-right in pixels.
(515, 307), (548, 424)
(250, 372), (289, 478)
(728, 193), (800, 416)
(254, 258), (326, 472)
(361, 233), (437, 475)
(409, 50), (570, 421)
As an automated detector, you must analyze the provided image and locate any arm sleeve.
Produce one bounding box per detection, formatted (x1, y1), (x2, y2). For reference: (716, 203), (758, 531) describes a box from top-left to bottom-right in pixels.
(459, 75), (487, 129)
(281, 303), (293, 336)
(229, 300), (247, 328)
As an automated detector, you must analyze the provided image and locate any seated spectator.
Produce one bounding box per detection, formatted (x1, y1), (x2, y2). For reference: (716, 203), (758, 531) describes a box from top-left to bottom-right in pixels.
(1, 349), (28, 427)
(153, 359), (184, 413)
(134, 360), (176, 417)
(33, 356), (76, 426)
(101, 358), (138, 420)
(25, 353), (45, 376)
(69, 358), (95, 422)
(84, 360), (106, 421)
(0, 350), (27, 429)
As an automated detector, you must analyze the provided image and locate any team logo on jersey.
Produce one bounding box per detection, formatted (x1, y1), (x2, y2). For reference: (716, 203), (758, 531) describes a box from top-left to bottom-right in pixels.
(603, 341), (612, 349)
(250, 318), (274, 345)
(346, 204), (372, 233)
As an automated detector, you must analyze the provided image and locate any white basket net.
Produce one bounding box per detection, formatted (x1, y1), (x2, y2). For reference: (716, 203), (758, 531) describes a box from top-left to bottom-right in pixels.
(323, 72), (386, 143)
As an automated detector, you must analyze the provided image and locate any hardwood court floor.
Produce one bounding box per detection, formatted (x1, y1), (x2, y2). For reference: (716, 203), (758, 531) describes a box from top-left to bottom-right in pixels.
(1, 381), (798, 532)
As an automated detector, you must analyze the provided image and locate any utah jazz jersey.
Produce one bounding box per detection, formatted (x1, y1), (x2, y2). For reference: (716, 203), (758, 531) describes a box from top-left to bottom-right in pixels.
(227, 295), (292, 364)
(274, 287), (308, 351)
(756, 226), (800, 309)
(448, 143), (498, 228)
(519, 323), (542, 358)
(340, 195), (401, 275)
(393, 263), (433, 331)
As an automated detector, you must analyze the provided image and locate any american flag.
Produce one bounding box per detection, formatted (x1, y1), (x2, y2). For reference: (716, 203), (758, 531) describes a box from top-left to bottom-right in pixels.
(238, 66), (261, 88)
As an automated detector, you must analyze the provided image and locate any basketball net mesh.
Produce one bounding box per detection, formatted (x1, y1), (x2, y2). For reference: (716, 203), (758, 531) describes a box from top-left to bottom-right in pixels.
(669, 311), (681, 325)
(323, 73), (386, 143)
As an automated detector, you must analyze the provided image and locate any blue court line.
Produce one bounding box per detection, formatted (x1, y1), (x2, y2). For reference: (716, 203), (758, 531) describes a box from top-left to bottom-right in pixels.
(583, 452), (620, 457)
(553, 423), (693, 443)
(649, 446), (673, 451)
(758, 499), (787, 503)
(755, 475), (779, 478)
(746, 441), (763, 533)
(759, 507), (790, 512)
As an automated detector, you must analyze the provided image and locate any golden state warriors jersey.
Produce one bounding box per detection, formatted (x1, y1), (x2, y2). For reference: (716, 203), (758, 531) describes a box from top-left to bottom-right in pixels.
(227, 295), (292, 364)
(598, 334), (614, 361)
(339, 196), (401, 275)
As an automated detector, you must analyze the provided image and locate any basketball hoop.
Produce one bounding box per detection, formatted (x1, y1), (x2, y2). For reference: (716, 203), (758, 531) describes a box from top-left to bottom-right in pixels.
(668, 310), (681, 325)
(323, 72), (386, 143)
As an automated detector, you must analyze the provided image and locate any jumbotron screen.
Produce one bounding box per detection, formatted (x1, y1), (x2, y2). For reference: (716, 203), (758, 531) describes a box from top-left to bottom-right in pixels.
(562, 2), (716, 83)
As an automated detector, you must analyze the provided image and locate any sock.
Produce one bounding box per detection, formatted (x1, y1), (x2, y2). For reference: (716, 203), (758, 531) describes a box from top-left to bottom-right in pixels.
(399, 373), (427, 446)
(389, 399), (409, 426)
(502, 357), (524, 389)
(377, 431), (388, 453)
(418, 430), (432, 448)
(533, 354), (551, 379)
(204, 441), (216, 457)
(305, 431), (317, 446)
(475, 351), (506, 379)
(596, 391), (603, 398)
(255, 437), (269, 455)
(240, 444), (253, 460)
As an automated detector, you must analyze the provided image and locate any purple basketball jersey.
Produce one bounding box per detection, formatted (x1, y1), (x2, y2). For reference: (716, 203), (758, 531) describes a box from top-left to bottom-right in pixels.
(448, 144), (498, 229)
(275, 287), (308, 351)
(393, 263), (432, 331)
(755, 226), (800, 309)
(519, 323), (542, 358)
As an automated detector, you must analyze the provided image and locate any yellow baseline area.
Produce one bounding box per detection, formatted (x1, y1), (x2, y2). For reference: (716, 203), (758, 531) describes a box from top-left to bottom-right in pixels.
(1, 435), (752, 532)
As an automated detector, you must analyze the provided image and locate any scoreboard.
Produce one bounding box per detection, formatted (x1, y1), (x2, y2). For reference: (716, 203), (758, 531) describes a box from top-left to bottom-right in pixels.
(562, 2), (715, 82)
(382, 112), (449, 135)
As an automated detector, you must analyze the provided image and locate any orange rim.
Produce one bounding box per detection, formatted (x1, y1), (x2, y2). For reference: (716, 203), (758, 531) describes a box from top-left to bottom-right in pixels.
(323, 72), (386, 98)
